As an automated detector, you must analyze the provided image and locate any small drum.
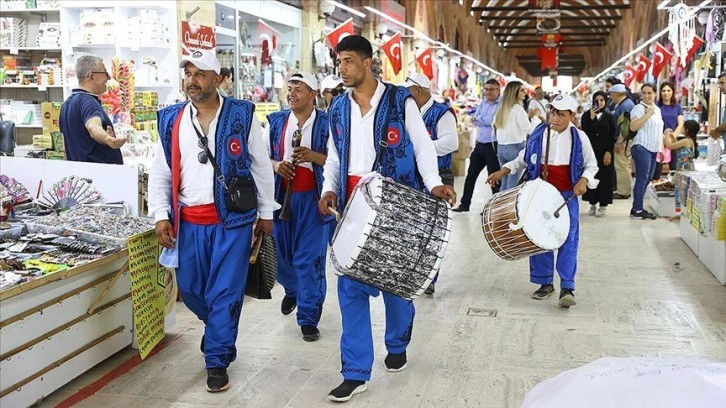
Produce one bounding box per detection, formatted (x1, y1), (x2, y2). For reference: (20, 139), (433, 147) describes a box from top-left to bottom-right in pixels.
(482, 178), (569, 261)
(330, 173), (452, 299)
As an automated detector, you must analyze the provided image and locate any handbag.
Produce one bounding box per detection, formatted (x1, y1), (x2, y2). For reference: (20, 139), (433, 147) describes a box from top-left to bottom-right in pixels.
(190, 115), (257, 213)
(245, 232), (277, 299)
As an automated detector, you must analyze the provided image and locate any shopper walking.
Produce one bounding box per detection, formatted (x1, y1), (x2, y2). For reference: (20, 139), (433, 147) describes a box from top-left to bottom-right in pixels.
(581, 91), (618, 217)
(149, 49), (276, 393)
(628, 83), (663, 220)
(610, 84), (635, 199)
(492, 81), (530, 191)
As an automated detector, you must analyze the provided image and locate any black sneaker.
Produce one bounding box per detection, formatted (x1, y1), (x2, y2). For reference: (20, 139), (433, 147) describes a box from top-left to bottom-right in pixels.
(424, 283), (435, 295)
(558, 289), (576, 308)
(328, 380), (367, 402)
(206, 368), (230, 393)
(301, 325), (320, 342)
(532, 284), (555, 300)
(281, 296), (297, 315)
(452, 205), (469, 213)
(384, 351), (407, 372)
(630, 209), (657, 220)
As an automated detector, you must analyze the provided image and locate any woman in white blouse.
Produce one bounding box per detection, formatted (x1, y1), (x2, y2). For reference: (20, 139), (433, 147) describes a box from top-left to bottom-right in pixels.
(628, 83), (664, 220)
(493, 81), (530, 190)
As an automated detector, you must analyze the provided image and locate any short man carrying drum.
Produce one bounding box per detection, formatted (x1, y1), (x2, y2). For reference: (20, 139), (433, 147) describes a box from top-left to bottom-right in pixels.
(402, 72), (458, 295)
(487, 94), (598, 308)
(265, 71), (332, 342)
(318, 35), (455, 402)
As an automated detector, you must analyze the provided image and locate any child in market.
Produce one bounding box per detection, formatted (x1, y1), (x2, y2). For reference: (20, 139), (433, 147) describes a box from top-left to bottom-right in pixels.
(664, 119), (699, 212)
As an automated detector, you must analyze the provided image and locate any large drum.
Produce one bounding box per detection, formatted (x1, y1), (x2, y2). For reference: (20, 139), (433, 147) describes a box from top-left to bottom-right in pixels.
(482, 178), (570, 261)
(330, 173), (452, 300)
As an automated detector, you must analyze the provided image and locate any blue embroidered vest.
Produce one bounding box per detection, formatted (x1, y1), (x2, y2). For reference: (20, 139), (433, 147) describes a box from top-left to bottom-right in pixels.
(423, 101), (455, 169)
(524, 123), (584, 189)
(268, 109), (333, 222)
(329, 82), (422, 211)
(157, 98), (257, 229)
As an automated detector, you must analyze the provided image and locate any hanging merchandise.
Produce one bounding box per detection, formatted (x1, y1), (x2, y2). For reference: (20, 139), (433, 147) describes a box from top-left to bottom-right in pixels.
(538, 46), (558, 71)
(668, 3), (695, 68)
(327, 18), (354, 50)
(652, 42), (673, 78)
(635, 54), (651, 83)
(624, 63), (637, 87)
(705, 7), (725, 43)
(417, 47), (434, 80)
(257, 19), (280, 64)
(680, 35), (704, 69)
(380, 32), (402, 75)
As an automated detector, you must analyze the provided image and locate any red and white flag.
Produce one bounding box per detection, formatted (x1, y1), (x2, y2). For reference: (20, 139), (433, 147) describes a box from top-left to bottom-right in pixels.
(651, 42), (673, 78)
(680, 35), (704, 68)
(635, 54), (651, 83)
(381, 32), (403, 75)
(327, 18), (354, 50)
(417, 47), (434, 79)
(624, 63), (637, 87)
(258, 19), (280, 63)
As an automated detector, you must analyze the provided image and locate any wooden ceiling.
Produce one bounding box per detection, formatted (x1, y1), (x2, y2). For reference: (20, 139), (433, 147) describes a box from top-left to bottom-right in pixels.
(471, 0), (632, 77)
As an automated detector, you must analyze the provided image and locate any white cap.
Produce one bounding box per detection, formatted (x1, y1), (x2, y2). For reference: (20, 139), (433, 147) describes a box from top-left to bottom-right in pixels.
(401, 73), (431, 89)
(288, 71), (318, 91)
(179, 49), (221, 74)
(320, 75), (344, 92)
(609, 84), (627, 93)
(547, 94), (579, 112)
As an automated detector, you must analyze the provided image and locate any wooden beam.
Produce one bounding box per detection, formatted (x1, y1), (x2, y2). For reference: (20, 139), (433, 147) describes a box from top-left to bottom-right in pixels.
(472, 5), (630, 12)
(502, 39), (607, 44)
(478, 15), (622, 21)
(488, 24), (615, 30)
(504, 43), (605, 48)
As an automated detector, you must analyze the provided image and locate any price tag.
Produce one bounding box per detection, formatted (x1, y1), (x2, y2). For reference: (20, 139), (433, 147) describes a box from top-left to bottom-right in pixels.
(9, 48), (18, 55)
(38, 85), (47, 92)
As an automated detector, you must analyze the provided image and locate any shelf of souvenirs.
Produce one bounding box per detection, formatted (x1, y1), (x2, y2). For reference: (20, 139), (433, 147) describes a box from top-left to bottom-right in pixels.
(0, 7), (60, 15)
(0, 47), (62, 52)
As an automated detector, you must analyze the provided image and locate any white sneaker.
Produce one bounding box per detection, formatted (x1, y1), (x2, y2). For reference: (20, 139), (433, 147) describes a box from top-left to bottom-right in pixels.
(596, 207), (607, 217)
(588, 205), (596, 216)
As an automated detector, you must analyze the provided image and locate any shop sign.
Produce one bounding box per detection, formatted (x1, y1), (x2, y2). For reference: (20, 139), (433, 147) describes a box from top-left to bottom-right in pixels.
(254, 102), (282, 124)
(380, 0), (405, 24)
(181, 21), (216, 55)
(528, 0), (560, 16)
(128, 229), (167, 359)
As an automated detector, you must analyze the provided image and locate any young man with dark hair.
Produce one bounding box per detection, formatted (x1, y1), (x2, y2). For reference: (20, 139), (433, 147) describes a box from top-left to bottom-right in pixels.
(319, 35), (455, 402)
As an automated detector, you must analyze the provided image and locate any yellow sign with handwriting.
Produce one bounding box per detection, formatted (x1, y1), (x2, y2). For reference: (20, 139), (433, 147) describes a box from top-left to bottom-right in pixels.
(254, 102), (281, 124)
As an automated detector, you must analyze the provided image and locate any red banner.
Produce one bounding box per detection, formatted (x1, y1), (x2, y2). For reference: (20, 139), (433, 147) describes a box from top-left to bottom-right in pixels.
(680, 36), (704, 68)
(624, 63), (637, 87)
(416, 47), (434, 79)
(381, 32), (403, 75)
(181, 22), (216, 55)
(635, 54), (651, 83)
(540, 33), (562, 47)
(327, 18), (354, 50)
(652, 42), (673, 78)
(537, 46), (558, 71)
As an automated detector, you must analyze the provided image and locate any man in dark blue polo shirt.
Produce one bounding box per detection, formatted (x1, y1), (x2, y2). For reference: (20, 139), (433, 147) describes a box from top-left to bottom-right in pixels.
(59, 55), (127, 164)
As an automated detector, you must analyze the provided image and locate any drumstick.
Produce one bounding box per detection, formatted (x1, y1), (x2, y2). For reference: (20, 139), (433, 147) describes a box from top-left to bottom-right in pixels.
(249, 232), (265, 264)
(327, 206), (341, 222)
(553, 195), (576, 219)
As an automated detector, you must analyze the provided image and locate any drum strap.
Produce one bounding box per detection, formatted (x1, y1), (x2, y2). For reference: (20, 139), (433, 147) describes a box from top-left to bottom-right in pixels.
(373, 90), (398, 172)
(541, 126), (551, 181)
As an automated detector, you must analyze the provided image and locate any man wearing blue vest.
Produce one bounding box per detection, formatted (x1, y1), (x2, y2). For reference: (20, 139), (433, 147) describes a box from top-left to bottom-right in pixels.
(487, 94), (599, 308)
(402, 72), (458, 295)
(318, 35), (456, 403)
(148, 49), (276, 393)
(265, 71), (332, 342)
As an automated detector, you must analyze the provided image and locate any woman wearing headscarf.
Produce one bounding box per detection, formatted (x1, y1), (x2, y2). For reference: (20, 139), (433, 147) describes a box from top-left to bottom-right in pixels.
(581, 91), (618, 217)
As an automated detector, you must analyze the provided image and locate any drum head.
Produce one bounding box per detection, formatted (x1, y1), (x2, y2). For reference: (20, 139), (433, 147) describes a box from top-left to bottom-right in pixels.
(517, 179), (570, 250)
(331, 177), (381, 268)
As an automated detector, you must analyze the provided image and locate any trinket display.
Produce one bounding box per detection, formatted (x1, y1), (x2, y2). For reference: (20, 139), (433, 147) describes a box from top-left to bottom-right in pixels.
(37, 176), (101, 210)
(32, 206), (155, 238)
(0, 175), (32, 205)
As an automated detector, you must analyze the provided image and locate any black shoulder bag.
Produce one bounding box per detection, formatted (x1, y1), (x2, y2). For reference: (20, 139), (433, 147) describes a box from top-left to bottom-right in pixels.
(190, 115), (257, 213)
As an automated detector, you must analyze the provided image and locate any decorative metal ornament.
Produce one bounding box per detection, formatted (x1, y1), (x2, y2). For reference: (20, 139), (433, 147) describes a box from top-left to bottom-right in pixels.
(668, 3), (695, 67)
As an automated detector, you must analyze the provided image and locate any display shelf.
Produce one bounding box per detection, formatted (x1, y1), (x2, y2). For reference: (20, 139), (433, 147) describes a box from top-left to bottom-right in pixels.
(0, 84), (63, 89)
(14, 124), (42, 128)
(0, 7), (61, 15)
(70, 44), (117, 49)
(118, 44), (171, 50)
(0, 47), (62, 52)
(133, 84), (173, 88)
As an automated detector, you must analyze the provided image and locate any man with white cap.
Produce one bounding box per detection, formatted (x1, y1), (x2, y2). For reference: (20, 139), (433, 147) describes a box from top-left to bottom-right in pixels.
(402, 72), (458, 295)
(320, 74), (345, 111)
(609, 83), (635, 199)
(265, 71), (332, 342)
(487, 94), (598, 308)
(149, 49), (276, 392)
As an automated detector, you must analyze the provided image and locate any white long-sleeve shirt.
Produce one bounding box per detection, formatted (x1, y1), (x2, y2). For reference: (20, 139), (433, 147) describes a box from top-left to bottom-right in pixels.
(421, 97), (458, 157)
(495, 104), (530, 145)
(503, 123), (600, 189)
(322, 81), (443, 195)
(263, 109), (317, 171)
(148, 96), (277, 221)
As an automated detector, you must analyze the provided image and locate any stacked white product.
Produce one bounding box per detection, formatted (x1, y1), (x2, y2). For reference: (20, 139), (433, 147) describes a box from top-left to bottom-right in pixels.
(35, 0), (60, 8)
(0, 17), (29, 48)
(36, 22), (61, 48)
(72, 8), (115, 46)
(124, 9), (170, 48)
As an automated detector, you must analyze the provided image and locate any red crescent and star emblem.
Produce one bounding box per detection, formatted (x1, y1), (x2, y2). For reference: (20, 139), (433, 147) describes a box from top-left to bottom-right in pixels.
(386, 127), (401, 146)
(228, 138), (242, 157)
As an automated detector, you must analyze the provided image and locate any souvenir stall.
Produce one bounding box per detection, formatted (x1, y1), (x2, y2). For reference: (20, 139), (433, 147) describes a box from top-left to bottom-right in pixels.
(0, 156), (176, 408)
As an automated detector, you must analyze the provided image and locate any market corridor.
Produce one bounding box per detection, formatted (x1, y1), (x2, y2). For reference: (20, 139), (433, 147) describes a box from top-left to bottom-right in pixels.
(42, 177), (726, 408)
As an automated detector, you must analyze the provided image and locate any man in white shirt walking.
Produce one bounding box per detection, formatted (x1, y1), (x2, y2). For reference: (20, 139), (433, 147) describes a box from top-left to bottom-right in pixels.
(148, 49), (276, 393)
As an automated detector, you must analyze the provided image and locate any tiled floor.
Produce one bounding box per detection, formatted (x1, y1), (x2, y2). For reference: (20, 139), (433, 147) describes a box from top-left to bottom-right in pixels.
(41, 176), (726, 407)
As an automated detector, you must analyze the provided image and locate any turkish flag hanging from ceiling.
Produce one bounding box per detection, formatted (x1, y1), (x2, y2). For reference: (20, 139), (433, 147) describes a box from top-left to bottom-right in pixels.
(651, 42), (673, 78)
(635, 54), (651, 83)
(680, 35), (704, 68)
(327, 18), (354, 50)
(537, 47), (558, 71)
(624, 63), (637, 87)
(417, 47), (434, 79)
(381, 32), (403, 75)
